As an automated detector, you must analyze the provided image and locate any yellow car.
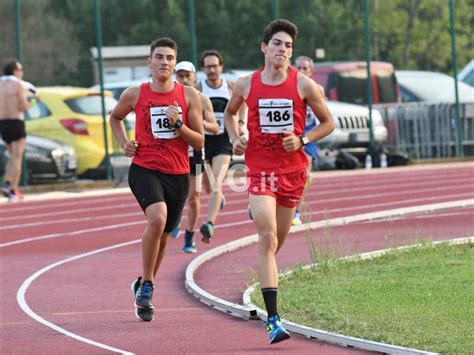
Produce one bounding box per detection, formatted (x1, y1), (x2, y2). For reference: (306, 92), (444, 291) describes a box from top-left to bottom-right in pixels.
(25, 87), (134, 176)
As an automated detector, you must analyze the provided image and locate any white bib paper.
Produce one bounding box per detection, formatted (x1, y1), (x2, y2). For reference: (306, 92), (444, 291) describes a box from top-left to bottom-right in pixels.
(150, 105), (182, 139)
(258, 98), (294, 133)
(215, 112), (225, 134)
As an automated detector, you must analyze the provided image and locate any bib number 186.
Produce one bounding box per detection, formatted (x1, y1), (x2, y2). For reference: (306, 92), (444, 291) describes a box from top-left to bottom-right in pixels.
(259, 98), (294, 134)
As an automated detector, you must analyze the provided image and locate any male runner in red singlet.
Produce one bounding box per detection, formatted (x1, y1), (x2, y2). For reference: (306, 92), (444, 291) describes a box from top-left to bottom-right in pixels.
(224, 19), (335, 344)
(109, 38), (204, 322)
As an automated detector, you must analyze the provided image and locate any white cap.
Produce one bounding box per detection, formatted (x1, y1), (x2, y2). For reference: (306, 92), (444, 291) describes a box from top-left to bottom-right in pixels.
(175, 61), (196, 73)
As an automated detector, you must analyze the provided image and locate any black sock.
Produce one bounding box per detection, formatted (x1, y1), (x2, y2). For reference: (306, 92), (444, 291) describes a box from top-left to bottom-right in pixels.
(261, 287), (278, 317)
(208, 221), (214, 226)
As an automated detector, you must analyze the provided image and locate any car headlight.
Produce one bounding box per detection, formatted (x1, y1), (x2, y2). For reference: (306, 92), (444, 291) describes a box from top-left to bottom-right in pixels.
(51, 149), (64, 159)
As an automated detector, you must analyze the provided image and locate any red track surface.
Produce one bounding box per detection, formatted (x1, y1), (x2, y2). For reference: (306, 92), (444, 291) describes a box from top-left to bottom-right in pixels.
(1, 162), (473, 354)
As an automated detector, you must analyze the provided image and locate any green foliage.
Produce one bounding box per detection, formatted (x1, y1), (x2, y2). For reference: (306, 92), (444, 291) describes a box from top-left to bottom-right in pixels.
(2, 0), (473, 86)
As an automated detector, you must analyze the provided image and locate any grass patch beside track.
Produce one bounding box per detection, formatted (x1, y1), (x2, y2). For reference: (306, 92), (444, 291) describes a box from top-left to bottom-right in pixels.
(251, 242), (473, 353)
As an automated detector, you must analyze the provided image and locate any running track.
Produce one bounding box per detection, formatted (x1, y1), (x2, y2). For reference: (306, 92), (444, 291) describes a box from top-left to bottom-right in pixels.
(1, 162), (473, 354)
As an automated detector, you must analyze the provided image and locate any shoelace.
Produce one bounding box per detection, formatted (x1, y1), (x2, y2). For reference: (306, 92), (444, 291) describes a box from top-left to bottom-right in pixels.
(267, 316), (282, 331)
(139, 283), (154, 298)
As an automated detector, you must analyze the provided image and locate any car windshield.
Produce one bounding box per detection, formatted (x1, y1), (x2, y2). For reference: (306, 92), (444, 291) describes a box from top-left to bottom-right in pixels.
(65, 95), (118, 115)
(398, 74), (474, 102)
(335, 68), (398, 104)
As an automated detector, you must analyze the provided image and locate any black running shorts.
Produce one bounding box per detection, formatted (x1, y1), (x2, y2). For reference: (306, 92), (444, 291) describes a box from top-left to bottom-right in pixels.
(204, 141), (233, 162)
(189, 156), (204, 176)
(128, 163), (190, 233)
(0, 119), (26, 144)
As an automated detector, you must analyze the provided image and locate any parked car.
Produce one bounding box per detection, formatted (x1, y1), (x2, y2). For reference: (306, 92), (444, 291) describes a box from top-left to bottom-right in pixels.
(458, 59), (474, 87)
(311, 61), (400, 105)
(320, 101), (387, 154)
(396, 70), (474, 103)
(24, 87), (134, 177)
(91, 78), (151, 100)
(0, 134), (77, 184)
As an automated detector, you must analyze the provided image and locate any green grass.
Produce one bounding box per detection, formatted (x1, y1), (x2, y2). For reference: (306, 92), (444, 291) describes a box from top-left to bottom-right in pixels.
(251, 242), (474, 353)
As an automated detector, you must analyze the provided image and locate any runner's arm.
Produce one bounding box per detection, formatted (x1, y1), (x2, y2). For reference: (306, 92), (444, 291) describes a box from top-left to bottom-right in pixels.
(17, 83), (32, 111)
(109, 87), (138, 155)
(299, 75), (335, 145)
(201, 94), (219, 134)
(224, 76), (250, 155)
(178, 86), (204, 151)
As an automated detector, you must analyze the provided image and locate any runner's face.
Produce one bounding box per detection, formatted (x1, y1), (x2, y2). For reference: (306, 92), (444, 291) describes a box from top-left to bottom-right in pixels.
(175, 70), (196, 86)
(203, 55), (222, 81)
(263, 31), (293, 67)
(296, 59), (312, 77)
(148, 47), (176, 81)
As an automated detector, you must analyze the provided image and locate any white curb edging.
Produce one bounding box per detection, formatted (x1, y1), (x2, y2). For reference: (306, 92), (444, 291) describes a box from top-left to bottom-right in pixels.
(185, 199), (473, 353)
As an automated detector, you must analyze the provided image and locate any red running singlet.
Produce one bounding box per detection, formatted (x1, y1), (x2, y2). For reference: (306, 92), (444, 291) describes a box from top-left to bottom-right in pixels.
(132, 82), (190, 174)
(244, 67), (308, 175)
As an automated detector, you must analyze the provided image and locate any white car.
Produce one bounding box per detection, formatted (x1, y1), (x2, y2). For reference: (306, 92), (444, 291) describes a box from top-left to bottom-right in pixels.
(457, 60), (474, 87)
(320, 101), (387, 153)
(397, 70), (474, 103)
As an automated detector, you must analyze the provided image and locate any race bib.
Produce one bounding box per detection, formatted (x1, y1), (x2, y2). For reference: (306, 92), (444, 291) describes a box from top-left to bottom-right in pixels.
(215, 112), (225, 134)
(150, 105), (182, 139)
(258, 98), (294, 133)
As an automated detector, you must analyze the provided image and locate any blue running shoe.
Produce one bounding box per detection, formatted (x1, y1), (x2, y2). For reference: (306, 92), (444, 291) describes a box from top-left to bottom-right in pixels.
(200, 222), (214, 243)
(182, 230), (197, 253)
(220, 194), (226, 210)
(266, 315), (290, 344)
(132, 278), (155, 322)
(170, 215), (182, 239)
(1, 181), (10, 197)
(182, 244), (197, 253)
(170, 225), (180, 238)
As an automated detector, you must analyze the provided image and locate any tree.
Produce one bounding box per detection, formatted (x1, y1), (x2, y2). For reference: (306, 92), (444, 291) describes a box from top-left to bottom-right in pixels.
(0, 0), (80, 85)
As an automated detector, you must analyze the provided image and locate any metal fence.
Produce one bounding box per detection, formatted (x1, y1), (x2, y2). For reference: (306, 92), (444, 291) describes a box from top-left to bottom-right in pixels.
(376, 102), (474, 160)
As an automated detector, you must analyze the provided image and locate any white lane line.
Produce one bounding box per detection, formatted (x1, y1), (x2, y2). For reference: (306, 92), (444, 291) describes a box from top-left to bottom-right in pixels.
(0, 194), (132, 213)
(17, 239), (139, 355)
(0, 202), (136, 222)
(1, 165), (471, 211)
(0, 221), (144, 248)
(2, 192), (473, 248)
(2, 175), (473, 227)
(0, 212), (142, 231)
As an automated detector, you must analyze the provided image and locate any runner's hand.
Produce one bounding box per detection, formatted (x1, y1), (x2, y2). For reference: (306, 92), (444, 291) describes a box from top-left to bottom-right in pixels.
(282, 132), (301, 152)
(166, 101), (180, 126)
(122, 140), (138, 157)
(233, 136), (248, 156)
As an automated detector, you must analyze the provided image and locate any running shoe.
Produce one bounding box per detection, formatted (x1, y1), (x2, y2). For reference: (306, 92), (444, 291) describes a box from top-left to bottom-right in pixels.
(7, 190), (22, 203)
(182, 230), (197, 253)
(170, 225), (180, 238)
(220, 194), (226, 210)
(200, 221), (214, 243)
(266, 315), (291, 344)
(1, 181), (10, 197)
(131, 278), (155, 322)
(170, 215), (182, 239)
(292, 212), (302, 226)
